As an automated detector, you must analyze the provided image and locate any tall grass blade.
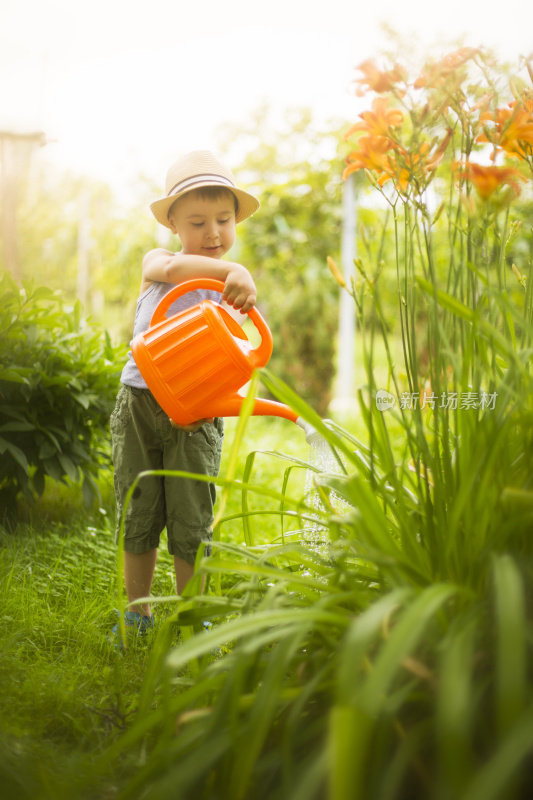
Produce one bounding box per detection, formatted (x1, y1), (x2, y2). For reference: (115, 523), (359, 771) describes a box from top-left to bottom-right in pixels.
(328, 703), (373, 800)
(463, 705), (533, 800)
(436, 612), (478, 796)
(416, 276), (524, 369)
(361, 584), (456, 712)
(165, 607), (351, 672)
(492, 554), (527, 738)
(213, 368), (259, 532)
(228, 632), (306, 799)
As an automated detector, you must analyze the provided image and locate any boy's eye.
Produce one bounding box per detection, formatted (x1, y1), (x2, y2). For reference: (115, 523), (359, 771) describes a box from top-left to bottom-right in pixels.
(189, 217), (231, 228)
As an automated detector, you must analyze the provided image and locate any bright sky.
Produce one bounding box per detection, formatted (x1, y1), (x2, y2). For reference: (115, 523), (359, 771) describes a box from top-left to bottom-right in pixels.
(2, 0), (532, 199)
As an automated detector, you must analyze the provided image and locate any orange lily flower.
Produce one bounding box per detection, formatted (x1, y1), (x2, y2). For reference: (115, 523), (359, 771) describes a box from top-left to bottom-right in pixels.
(388, 145), (433, 194)
(414, 47), (479, 89)
(387, 129), (453, 194)
(345, 97), (404, 139)
(453, 161), (527, 199)
(343, 135), (395, 182)
(477, 98), (533, 160)
(354, 59), (406, 96)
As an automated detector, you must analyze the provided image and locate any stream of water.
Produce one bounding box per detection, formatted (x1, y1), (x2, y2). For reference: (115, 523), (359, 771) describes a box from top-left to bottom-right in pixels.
(302, 432), (348, 551)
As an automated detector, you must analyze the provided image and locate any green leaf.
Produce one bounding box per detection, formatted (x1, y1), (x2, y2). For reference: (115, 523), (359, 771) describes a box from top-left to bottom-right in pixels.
(32, 468), (45, 496)
(73, 393), (91, 410)
(29, 286), (57, 301)
(337, 588), (413, 704)
(2, 440), (29, 473)
(229, 633), (305, 799)
(82, 474), (100, 508)
(0, 368), (31, 384)
(361, 583), (457, 714)
(464, 705), (533, 800)
(0, 276), (123, 502)
(58, 453), (79, 482)
(328, 704), (374, 800)
(493, 554), (527, 738)
(436, 614), (478, 794)
(165, 607), (349, 672)
(43, 458), (63, 481)
(38, 440), (57, 459)
(416, 276), (521, 366)
(0, 421), (35, 432)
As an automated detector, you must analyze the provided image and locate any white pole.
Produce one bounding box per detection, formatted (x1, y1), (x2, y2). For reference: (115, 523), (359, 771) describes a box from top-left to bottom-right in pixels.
(331, 172), (357, 413)
(77, 188), (91, 309)
(0, 131), (45, 283)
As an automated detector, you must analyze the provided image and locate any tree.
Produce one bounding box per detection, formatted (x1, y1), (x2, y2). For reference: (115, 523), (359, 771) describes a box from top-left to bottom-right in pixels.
(218, 105), (347, 415)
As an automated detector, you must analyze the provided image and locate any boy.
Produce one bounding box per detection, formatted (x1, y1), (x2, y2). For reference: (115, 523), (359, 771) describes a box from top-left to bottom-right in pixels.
(111, 150), (259, 636)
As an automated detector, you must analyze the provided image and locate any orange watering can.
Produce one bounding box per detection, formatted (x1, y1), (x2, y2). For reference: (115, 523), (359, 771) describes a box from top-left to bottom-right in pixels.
(131, 278), (304, 428)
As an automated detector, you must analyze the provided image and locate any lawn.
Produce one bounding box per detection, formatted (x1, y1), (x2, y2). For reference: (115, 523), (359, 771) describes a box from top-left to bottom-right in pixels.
(0, 415), (320, 799)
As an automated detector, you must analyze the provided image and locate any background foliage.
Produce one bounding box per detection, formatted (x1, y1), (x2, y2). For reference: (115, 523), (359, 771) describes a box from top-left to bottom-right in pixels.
(0, 273), (125, 512)
(221, 107), (346, 414)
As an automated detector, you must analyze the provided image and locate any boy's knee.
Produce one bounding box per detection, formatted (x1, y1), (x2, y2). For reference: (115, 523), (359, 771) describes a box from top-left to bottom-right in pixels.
(166, 525), (213, 565)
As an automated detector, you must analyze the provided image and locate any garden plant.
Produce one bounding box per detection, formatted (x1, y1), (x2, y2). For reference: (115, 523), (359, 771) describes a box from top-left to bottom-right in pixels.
(0, 274), (124, 512)
(1, 46), (532, 800)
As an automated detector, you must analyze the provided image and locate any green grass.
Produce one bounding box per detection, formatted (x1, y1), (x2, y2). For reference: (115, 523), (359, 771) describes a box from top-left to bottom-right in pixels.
(0, 415), (317, 799)
(1, 376), (532, 800)
(0, 519), (137, 796)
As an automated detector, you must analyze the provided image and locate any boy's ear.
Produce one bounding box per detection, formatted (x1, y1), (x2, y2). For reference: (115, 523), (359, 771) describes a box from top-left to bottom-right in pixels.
(167, 214), (178, 235)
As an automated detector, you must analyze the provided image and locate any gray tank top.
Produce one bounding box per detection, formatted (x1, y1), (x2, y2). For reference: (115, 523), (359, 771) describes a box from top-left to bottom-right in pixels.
(120, 281), (222, 389)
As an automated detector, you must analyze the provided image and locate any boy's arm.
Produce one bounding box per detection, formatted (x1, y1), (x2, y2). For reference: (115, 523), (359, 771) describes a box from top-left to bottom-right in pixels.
(141, 249), (257, 313)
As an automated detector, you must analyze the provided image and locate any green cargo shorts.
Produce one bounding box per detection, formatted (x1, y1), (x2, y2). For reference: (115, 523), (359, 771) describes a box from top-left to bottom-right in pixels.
(110, 384), (224, 564)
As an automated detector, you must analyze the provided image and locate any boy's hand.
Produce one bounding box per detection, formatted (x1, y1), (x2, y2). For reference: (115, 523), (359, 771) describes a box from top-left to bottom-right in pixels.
(169, 418), (214, 432)
(223, 266), (257, 314)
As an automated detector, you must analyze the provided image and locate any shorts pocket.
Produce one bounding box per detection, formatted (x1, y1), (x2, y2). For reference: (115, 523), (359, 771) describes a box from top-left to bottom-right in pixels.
(191, 419), (223, 452)
(110, 386), (129, 432)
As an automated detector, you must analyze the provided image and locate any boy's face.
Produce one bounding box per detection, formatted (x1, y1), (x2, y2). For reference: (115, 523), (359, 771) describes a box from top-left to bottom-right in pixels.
(168, 191), (236, 259)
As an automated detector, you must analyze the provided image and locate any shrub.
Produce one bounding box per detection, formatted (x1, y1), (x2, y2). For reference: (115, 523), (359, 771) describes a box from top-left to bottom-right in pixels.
(267, 277), (338, 416)
(0, 272), (125, 513)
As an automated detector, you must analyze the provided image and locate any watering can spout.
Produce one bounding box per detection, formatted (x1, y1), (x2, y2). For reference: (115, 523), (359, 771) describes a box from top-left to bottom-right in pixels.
(215, 394), (299, 424)
(295, 417), (323, 444)
(205, 397), (325, 445)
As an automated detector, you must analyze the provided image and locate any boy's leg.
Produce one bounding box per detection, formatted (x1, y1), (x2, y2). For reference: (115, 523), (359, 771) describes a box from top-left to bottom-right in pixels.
(165, 418), (224, 595)
(124, 548), (158, 616)
(173, 556), (195, 595)
(111, 386), (167, 620)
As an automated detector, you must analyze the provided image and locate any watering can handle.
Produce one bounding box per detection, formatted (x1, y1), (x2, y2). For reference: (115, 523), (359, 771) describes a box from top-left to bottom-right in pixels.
(150, 278), (273, 369)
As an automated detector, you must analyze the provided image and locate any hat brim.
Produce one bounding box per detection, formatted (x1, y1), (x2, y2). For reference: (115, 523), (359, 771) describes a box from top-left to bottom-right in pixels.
(150, 182), (259, 228)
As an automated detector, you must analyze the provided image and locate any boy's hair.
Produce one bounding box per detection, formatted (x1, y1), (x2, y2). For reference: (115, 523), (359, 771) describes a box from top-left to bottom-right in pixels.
(168, 186), (239, 221)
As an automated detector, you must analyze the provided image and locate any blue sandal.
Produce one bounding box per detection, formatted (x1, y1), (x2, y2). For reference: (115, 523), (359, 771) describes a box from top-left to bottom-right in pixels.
(109, 609), (155, 650)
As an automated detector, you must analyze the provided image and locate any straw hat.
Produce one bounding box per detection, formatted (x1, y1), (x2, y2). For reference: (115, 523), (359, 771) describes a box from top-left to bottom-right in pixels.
(150, 150), (259, 228)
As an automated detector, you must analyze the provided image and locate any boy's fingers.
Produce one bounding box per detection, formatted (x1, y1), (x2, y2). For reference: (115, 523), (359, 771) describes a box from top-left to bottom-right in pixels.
(169, 417), (214, 431)
(224, 291), (256, 312)
(238, 299), (254, 313)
